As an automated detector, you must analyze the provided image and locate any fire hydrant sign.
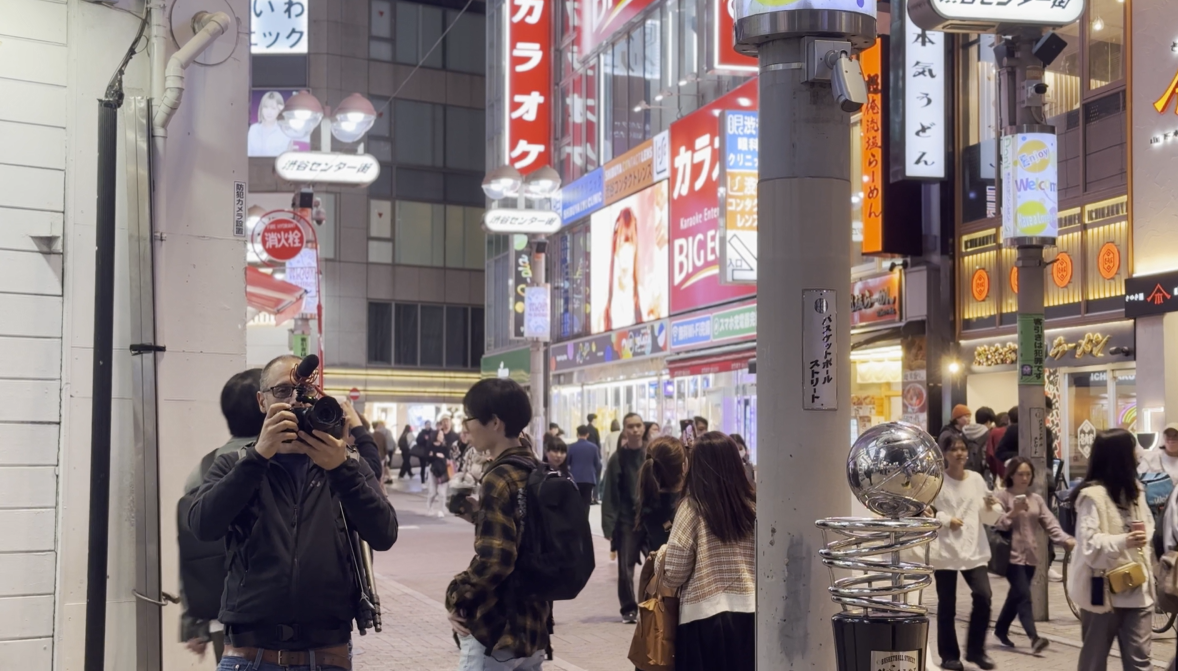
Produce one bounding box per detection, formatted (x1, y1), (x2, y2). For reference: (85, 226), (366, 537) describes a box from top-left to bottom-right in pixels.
(253, 212), (306, 262)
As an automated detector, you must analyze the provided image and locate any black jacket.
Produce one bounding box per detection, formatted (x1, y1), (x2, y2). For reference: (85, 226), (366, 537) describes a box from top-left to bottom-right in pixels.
(188, 444), (397, 646)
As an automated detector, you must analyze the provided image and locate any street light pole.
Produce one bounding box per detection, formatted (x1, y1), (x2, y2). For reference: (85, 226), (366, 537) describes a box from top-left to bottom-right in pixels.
(529, 235), (547, 451)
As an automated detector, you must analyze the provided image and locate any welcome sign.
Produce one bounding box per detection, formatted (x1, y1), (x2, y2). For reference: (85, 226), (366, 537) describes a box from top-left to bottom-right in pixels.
(1000, 132), (1058, 243)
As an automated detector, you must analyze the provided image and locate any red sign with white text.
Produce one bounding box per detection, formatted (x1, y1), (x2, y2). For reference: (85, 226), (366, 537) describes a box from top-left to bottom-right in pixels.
(255, 214), (306, 262)
(506, 0), (552, 174)
(669, 81), (759, 314)
(714, 0), (757, 71)
(579, 0), (659, 60)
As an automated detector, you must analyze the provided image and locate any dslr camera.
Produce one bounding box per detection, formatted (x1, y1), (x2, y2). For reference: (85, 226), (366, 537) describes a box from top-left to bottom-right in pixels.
(288, 355), (345, 440)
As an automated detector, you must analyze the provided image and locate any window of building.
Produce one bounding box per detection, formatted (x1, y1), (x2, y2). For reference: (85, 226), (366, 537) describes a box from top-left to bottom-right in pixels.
(395, 201), (483, 268)
(396, 2), (444, 68)
(369, 198), (393, 264)
(370, 0), (394, 61)
(367, 302), (393, 364)
(444, 9), (485, 74)
(445, 106), (486, 172)
(1087, 0), (1124, 91)
(395, 100), (445, 166)
(445, 205), (486, 269)
(1045, 23), (1081, 119)
(392, 302), (481, 368)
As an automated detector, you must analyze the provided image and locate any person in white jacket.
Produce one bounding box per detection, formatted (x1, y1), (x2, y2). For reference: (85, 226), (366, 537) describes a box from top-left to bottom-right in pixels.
(929, 436), (1004, 671)
(1068, 428), (1154, 671)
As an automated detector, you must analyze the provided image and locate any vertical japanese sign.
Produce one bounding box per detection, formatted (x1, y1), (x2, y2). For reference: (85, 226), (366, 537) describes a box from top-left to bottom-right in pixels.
(860, 42), (885, 254)
(714, 0), (758, 71)
(285, 247), (319, 315)
(802, 289), (838, 411)
(719, 110), (758, 285)
(894, 3), (946, 180)
(1017, 313), (1045, 385)
(510, 235), (531, 339)
(669, 82), (758, 314)
(251, 0), (308, 54)
(506, 0), (552, 174)
(1000, 132), (1058, 242)
(564, 64), (599, 174)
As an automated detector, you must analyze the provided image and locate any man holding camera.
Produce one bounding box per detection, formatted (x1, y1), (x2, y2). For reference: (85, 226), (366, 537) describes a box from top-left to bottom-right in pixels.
(189, 355), (398, 671)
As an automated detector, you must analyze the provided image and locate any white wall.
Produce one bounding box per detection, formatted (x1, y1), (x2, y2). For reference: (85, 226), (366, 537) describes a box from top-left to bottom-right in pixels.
(967, 370), (1018, 418)
(0, 1), (70, 667)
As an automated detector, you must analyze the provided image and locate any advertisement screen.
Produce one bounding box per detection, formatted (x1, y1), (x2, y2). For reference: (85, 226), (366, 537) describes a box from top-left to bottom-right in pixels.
(249, 90), (312, 158)
(1000, 132), (1058, 242)
(590, 181), (669, 334)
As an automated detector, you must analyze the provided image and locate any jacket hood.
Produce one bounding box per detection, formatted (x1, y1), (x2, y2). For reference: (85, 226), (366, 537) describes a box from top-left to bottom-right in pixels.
(962, 424), (990, 440)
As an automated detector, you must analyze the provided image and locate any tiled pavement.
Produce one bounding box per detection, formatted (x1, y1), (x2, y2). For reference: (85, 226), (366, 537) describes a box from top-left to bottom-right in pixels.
(357, 484), (1177, 670)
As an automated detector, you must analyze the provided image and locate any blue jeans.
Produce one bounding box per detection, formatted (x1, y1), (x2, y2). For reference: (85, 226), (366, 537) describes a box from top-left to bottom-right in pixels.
(483, 649), (544, 671)
(216, 651), (347, 671)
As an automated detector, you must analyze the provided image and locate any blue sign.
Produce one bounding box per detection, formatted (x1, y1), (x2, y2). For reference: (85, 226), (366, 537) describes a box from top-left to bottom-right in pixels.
(559, 168), (604, 225)
(724, 111), (759, 171)
(670, 315), (713, 349)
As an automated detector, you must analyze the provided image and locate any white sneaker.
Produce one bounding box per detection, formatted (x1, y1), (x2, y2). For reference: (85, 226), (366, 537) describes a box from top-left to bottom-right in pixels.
(437, 511), (447, 519)
(1049, 567), (1063, 582)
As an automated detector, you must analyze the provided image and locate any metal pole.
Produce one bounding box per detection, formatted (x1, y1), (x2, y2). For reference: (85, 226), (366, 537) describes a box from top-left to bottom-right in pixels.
(755, 35), (858, 667)
(530, 236), (547, 453)
(999, 31), (1052, 622)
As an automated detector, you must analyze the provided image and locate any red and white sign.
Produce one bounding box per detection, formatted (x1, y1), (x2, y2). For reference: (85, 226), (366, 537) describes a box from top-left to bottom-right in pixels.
(505, 0), (552, 174)
(578, 0), (658, 60)
(714, 0), (757, 72)
(252, 211), (307, 263)
(668, 82), (758, 314)
(348, 388), (361, 402)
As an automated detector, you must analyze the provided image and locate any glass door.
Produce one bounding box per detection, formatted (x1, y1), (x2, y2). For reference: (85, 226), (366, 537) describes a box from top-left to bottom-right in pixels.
(1060, 365), (1137, 481)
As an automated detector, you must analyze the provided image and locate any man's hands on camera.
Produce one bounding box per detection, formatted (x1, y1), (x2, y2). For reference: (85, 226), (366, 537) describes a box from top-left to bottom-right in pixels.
(341, 399), (362, 433)
(297, 429), (348, 471)
(255, 403), (299, 459)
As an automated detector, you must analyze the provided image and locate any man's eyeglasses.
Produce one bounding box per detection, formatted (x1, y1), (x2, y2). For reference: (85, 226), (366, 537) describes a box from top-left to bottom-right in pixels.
(263, 384), (297, 400)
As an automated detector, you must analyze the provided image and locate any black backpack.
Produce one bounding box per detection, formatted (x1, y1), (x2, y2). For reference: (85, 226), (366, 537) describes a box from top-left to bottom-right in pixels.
(499, 456), (595, 601)
(963, 430), (991, 481)
(177, 450), (229, 621)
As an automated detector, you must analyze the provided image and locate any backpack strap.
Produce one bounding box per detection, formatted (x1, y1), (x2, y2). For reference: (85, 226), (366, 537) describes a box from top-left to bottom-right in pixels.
(494, 455), (538, 538)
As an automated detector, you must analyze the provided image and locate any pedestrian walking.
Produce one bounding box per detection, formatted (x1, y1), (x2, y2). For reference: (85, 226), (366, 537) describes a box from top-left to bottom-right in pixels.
(656, 432), (755, 671)
(938, 404), (971, 456)
(730, 433), (755, 485)
(636, 436), (687, 553)
(993, 456), (1075, 653)
(544, 436), (570, 479)
(586, 414), (602, 449)
(397, 424), (415, 479)
(986, 410), (1013, 481)
(929, 436), (1004, 670)
(602, 412), (648, 624)
(426, 417), (457, 518)
(1068, 428), (1155, 671)
(567, 426), (602, 509)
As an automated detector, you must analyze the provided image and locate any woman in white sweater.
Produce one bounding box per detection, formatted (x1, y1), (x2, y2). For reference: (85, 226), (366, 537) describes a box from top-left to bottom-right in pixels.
(657, 432), (756, 671)
(1068, 428), (1154, 671)
(929, 436), (1004, 671)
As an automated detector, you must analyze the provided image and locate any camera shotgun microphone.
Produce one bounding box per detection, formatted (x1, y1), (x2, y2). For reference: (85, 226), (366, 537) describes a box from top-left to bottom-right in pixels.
(292, 354), (320, 385)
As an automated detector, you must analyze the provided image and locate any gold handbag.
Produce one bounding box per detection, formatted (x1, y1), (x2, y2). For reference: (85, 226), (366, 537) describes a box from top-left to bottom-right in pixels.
(628, 550), (679, 671)
(1107, 561), (1148, 594)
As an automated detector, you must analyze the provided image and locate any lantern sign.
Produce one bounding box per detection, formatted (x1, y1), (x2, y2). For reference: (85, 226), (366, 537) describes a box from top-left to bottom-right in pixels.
(252, 211), (308, 263)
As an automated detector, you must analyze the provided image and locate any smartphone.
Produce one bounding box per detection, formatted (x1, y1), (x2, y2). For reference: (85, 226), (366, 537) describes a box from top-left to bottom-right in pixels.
(1091, 577), (1105, 606)
(1014, 494), (1027, 504)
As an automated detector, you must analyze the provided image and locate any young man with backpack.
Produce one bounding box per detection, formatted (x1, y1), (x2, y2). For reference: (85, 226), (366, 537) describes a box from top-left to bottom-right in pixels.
(447, 379), (594, 671)
(963, 406), (996, 482)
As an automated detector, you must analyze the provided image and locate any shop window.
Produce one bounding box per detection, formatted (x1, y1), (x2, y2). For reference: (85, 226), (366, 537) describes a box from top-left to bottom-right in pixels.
(368, 302), (393, 364)
(1044, 23), (1081, 120)
(1087, 0), (1124, 90)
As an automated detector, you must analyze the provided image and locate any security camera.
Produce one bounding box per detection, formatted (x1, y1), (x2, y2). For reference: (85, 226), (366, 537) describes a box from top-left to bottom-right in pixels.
(827, 51), (867, 113)
(1033, 82), (1049, 94)
(1032, 31), (1068, 67)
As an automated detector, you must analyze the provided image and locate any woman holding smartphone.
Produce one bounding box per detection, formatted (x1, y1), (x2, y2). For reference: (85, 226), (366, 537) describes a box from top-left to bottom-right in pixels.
(993, 456), (1075, 652)
(1069, 428), (1154, 671)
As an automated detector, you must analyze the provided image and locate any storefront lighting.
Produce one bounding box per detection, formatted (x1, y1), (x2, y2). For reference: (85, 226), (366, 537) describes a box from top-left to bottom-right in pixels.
(278, 91), (324, 139)
(849, 346), (903, 362)
(482, 165), (524, 201)
(1091, 16), (1105, 32)
(948, 361), (962, 375)
(329, 93), (377, 143)
(522, 165), (562, 199)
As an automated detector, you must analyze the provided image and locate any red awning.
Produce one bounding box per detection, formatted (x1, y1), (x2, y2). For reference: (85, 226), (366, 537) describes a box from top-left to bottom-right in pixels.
(668, 347), (756, 378)
(246, 266), (306, 325)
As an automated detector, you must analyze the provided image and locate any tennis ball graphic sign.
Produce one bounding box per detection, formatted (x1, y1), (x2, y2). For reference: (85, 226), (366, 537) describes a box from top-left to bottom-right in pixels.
(1000, 132), (1058, 242)
(734, 0), (876, 20)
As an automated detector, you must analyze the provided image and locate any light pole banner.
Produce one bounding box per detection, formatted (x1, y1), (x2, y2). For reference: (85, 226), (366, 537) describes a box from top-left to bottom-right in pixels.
(734, 0), (876, 20)
(1000, 132), (1058, 243)
(719, 110), (758, 285)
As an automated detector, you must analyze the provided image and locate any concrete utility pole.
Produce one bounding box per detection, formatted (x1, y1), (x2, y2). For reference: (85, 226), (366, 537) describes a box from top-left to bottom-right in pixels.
(998, 30), (1054, 621)
(736, 9), (876, 668)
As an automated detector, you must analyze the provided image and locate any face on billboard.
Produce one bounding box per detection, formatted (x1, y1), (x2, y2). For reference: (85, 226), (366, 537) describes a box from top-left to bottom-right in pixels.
(249, 90), (312, 158)
(669, 82), (758, 313)
(590, 181), (670, 333)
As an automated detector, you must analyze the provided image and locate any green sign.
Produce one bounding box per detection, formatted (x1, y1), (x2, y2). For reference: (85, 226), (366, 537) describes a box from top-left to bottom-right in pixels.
(480, 347), (531, 384)
(292, 334), (310, 358)
(712, 305), (757, 342)
(1017, 314), (1045, 385)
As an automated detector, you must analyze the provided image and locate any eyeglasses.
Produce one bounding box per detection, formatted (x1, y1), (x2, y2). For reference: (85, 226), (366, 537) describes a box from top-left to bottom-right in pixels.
(462, 417), (477, 428)
(263, 384), (297, 400)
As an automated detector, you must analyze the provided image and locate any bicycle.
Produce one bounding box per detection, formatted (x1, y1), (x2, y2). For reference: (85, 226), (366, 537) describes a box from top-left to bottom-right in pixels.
(1060, 548), (1177, 634)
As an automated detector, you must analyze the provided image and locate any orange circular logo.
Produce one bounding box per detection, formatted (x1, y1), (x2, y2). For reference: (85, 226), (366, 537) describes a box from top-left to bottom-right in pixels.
(1098, 242), (1121, 280)
(1010, 266), (1019, 295)
(1052, 251), (1074, 288)
(971, 268), (990, 302)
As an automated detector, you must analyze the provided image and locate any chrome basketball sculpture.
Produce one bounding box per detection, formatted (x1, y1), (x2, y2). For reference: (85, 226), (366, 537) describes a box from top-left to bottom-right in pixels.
(817, 422), (944, 617)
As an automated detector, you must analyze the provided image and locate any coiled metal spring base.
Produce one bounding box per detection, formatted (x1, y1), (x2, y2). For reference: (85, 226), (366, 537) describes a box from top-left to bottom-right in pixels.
(816, 517), (940, 617)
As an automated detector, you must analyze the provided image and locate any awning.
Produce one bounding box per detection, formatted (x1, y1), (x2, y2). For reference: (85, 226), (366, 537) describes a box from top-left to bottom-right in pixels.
(667, 345), (756, 378)
(246, 266), (306, 325)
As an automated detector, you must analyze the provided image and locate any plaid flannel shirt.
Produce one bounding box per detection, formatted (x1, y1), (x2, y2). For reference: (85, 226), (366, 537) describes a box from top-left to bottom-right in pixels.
(446, 446), (550, 658)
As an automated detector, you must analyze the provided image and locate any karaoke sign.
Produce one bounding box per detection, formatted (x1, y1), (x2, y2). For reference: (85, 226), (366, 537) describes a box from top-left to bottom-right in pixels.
(505, 0), (552, 174)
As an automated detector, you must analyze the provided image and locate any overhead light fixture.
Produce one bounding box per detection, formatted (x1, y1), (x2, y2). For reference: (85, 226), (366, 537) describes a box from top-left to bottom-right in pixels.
(278, 90), (324, 139)
(948, 361), (962, 375)
(329, 93), (377, 143)
(522, 165), (562, 199)
(481, 165), (523, 201)
(1092, 15), (1104, 31)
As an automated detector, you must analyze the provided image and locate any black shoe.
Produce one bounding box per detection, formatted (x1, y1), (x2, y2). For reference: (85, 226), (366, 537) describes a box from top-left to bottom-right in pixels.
(940, 660), (964, 671)
(622, 612), (638, 624)
(1032, 637), (1049, 654)
(994, 631), (1015, 648)
(965, 653), (996, 670)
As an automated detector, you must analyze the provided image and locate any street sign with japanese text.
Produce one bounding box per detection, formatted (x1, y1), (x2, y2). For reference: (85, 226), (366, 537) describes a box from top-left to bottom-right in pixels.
(860, 41), (885, 254)
(274, 152), (380, 186)
(506, 0), (552, 174)
(714, 0), (758, 72)
(524, 285), (551, 341)
(252, 211), (307, 263)
(1017, 313), (1045, 385)
(719, 110), (758, 285)
(893, 4), (946, 181)
(1125, 270), (1178, 318)
(483, 209), (563, 235)
(909, 0), (1085, 32)
(802, 290), (838, 411)
(251, 0), (308, 54)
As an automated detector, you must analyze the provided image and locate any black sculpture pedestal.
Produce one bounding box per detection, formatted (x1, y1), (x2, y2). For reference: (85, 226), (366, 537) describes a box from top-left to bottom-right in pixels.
(831, 614), (928, 671)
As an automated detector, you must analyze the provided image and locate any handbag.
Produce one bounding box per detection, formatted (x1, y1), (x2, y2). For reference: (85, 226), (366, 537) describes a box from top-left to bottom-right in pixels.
(628, 551), (679, 671)
(1107, 561), (1148, 594)
(1153, 551), (1178, 613)
(987, 528), (1012, 577)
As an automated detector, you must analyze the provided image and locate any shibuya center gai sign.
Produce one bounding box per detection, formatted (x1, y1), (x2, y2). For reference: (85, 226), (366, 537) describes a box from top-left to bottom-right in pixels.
(908, 0), (1084, 31)
(275, 152), (380, 185)
(483, 209), (562, 235)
